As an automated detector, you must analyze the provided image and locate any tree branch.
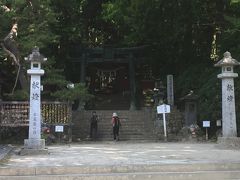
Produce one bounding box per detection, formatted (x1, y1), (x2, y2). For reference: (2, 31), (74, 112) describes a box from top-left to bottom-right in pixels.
(1, 5), (11, 12)
(1, 22), (21, 94)
(2, 23), (19, 65)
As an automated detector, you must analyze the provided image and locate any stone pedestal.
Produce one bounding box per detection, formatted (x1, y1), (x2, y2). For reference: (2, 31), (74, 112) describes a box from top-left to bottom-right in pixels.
(20, 139), (48, 155)
(19, 148), (48, 156)
(24, 139), (45, 149)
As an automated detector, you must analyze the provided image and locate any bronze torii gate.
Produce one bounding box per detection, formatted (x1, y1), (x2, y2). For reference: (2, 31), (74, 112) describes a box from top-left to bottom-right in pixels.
(70, 46), (146, 110)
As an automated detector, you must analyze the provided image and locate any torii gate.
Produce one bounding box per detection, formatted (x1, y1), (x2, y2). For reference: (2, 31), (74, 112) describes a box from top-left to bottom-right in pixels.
(69, 46), (147, 110)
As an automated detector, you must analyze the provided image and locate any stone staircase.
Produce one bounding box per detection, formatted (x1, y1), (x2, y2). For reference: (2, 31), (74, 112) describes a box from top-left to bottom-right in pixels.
(72, 110), (156, 141)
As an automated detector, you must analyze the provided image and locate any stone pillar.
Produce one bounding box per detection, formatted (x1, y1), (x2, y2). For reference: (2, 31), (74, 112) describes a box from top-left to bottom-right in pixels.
(0, 84), (2, 101)
(21, 47), (48, 155)
(215, 52), (239, 137)
(221, 77), (237, 136)
(77, 54), (86, 111)
(80, 54), (86, 84)
(167, 75), (174, 106)
(129, 54), (136, 110)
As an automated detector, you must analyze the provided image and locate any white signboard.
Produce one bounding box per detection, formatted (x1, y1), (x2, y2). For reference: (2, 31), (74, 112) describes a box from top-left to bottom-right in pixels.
(203, 121), (210, 128)
(157, 104), (171, 114)
(157, 104), (170, 140)
(55, 125), (64, 132)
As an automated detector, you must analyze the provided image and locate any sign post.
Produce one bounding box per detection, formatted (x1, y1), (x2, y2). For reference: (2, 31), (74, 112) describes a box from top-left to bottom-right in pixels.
(157, 104), (171, 141)
(55, 125), (64, 143)
(203, 121), (210, 141)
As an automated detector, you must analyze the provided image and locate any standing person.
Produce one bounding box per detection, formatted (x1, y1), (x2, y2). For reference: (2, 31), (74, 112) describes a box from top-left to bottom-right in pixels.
(112, 112), (121, 141)
(90, 111), (98, 140)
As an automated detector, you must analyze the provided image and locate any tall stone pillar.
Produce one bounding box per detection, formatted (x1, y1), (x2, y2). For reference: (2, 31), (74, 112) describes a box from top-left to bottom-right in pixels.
(78, 54), (86, 110)
(80, 54), (86, 84)
(167, 75), (174, 106)
(129, 54), (136, 110)
(215, 51), (240, 147)
(215, 52), (239, 137)
(0, 84), (2, 101)
(21, 47), (48, 155)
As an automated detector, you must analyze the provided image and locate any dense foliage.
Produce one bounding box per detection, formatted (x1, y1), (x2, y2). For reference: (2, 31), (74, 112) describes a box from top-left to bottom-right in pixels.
(1, 0), (240, 134)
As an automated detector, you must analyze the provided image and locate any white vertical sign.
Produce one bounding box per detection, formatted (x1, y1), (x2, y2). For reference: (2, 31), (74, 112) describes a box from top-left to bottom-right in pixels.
(157, 104), (170, 140)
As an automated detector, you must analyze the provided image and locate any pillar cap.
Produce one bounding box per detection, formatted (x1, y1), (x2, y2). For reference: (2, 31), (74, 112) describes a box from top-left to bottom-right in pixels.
(214, 51), (240, 67)
(24, 46), (47, 63)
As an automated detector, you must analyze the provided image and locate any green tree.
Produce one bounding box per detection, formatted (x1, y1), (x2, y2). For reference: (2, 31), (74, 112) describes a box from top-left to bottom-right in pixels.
(0, 0), (91, 104)
(0, 0), (58, 97)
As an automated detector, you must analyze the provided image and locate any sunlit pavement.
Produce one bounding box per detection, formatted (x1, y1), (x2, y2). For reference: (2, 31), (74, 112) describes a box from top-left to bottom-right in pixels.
(1, 141), (240, 167)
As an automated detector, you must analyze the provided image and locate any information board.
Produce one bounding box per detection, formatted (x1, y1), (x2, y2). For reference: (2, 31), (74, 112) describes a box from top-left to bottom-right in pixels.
(157, 104), (171, 114)
(203, 121), (210, 128)
(55, 125), (64, 132)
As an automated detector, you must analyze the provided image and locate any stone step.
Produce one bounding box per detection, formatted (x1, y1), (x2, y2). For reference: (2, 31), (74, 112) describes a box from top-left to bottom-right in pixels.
(75, 124), (148, 128)
(73, 130), (148, 135)
(100, 124), (146, 126)
(72, 108), (182, 141)
(1, 163), (240, 180)
(96, 138), (154, 141)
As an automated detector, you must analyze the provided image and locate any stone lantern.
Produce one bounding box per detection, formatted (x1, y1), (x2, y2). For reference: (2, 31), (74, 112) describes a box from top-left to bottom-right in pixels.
(21, 47), (47, 155)
(215, 51), (240, 146)
(180, 90), (198, 126)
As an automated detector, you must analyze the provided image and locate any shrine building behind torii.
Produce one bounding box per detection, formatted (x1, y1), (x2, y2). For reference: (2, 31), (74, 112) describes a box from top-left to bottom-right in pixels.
(69, 46), (154, 110)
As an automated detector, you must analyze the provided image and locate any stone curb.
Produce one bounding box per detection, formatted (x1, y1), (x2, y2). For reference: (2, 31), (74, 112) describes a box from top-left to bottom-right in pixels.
(1, 163), (240, 176)
(1, 171), (240, 180)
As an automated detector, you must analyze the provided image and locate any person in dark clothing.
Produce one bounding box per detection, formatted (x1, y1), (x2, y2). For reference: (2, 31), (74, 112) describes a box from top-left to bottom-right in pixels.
(90, 111), (98, 140)
(112, 112), (121, 141)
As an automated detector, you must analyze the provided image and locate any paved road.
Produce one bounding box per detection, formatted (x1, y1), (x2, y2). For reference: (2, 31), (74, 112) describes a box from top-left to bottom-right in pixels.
(1, 141), (240, 167)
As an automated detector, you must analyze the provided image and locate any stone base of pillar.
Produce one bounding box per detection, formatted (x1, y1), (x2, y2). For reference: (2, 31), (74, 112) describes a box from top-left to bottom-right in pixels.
(24, 139), (46, 149)
(19, 148), (48, 156)
(20, 139), (48, 155)
(217, 137), (240, 149)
